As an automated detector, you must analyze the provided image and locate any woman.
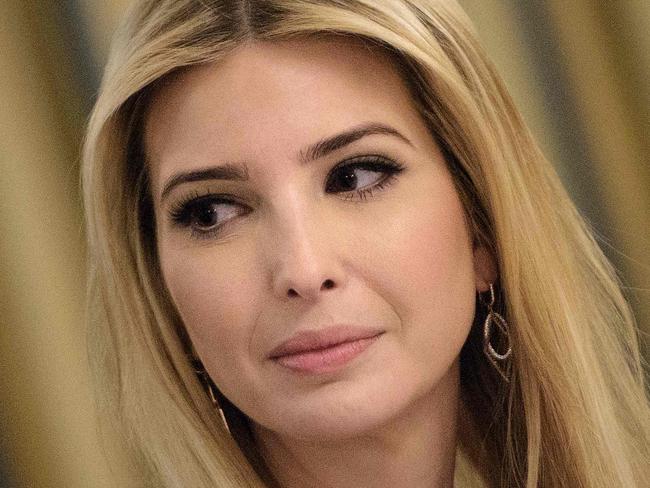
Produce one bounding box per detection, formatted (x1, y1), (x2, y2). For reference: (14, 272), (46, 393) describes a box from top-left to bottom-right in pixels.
(82, 1), (650, 487)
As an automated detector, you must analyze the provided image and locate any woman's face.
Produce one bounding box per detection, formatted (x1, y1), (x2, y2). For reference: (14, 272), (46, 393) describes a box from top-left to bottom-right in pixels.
(145, 38), (495, 441)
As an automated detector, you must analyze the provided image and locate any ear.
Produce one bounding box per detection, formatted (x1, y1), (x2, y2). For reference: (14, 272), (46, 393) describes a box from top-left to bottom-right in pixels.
(473, 245), (497, 292)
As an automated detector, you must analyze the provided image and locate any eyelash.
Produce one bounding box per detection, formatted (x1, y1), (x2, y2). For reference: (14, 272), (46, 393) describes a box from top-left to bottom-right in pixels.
(168, 155), (405, 240)
(169, 191), (246, 240)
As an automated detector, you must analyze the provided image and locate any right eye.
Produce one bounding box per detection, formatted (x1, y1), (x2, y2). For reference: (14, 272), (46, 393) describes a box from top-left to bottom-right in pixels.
(169, 194), (248, 238)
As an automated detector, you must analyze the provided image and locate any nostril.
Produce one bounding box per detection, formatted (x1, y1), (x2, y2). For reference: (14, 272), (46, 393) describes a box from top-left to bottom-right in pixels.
(285, 279), (336, 299)
(322, 279), (335, 290)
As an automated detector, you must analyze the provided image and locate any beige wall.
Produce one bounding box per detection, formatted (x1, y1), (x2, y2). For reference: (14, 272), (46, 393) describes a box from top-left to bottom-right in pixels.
(1, 1), (647, 486)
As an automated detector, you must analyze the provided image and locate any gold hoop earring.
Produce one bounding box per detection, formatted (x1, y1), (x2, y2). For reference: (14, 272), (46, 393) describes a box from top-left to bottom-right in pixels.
(192, 358), (231, 434)
(479, 284), (512, 382)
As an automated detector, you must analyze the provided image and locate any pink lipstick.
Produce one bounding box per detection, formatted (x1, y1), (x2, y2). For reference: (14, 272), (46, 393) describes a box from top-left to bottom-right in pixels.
(269, 326), (383, 374)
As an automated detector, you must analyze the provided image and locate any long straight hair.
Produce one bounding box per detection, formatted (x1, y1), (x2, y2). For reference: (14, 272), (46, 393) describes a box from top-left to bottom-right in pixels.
(82, 1), (650, 486)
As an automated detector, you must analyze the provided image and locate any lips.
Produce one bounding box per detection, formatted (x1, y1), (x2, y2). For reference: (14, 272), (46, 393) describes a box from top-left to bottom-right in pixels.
(268, 325), (383, 374)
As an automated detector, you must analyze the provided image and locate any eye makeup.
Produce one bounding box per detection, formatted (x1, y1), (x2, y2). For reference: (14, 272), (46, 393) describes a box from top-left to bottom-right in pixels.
(166, 154), (406, 240)
(325, 154), (405, 201)
(168, 191), (251, 240)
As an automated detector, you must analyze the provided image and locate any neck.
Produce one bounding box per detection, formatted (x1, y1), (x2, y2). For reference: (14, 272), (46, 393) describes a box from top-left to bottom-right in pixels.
(253, 361), (460, 488)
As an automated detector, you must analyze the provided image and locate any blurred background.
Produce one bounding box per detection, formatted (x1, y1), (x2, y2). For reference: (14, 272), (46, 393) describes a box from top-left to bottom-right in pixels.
(0, 0), (648, 486)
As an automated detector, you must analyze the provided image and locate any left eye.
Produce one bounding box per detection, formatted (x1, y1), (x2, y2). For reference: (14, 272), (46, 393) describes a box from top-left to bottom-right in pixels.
(325, 157), (403, 194)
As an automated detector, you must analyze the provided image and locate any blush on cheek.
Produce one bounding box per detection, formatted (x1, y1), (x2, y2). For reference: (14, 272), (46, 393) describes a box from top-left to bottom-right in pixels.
(373, 181), (477, 351)
(393, 201), (471, 291)
(160, 252), (249, 354)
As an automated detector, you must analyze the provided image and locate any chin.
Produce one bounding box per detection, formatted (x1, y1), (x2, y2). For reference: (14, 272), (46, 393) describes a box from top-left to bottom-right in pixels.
(258, 376), (421, 442)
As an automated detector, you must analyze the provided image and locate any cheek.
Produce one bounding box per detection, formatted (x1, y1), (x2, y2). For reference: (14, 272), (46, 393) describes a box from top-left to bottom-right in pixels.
(159, 244), (260, 378)
(399, 202), (474, 306)
(375, 174), (475, 288)
(366, 177), (476, 359)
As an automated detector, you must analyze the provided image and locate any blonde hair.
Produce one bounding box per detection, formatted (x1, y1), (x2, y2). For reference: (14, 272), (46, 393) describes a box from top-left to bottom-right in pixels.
(82, 1), (650, 486)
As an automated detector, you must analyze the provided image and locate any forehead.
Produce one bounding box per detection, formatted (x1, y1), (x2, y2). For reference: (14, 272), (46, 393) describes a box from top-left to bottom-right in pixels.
(144, 36), (423, 189)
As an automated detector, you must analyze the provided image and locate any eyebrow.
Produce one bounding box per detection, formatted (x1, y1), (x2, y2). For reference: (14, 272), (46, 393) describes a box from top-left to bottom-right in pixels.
(158, 122), (412, 203)
(160, 163), (249, 203)
(298, 122), (412, 164)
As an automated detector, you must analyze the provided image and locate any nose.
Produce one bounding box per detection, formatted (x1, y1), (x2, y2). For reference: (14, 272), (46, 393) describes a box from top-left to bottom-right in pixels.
(268, 207), (346, 302)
